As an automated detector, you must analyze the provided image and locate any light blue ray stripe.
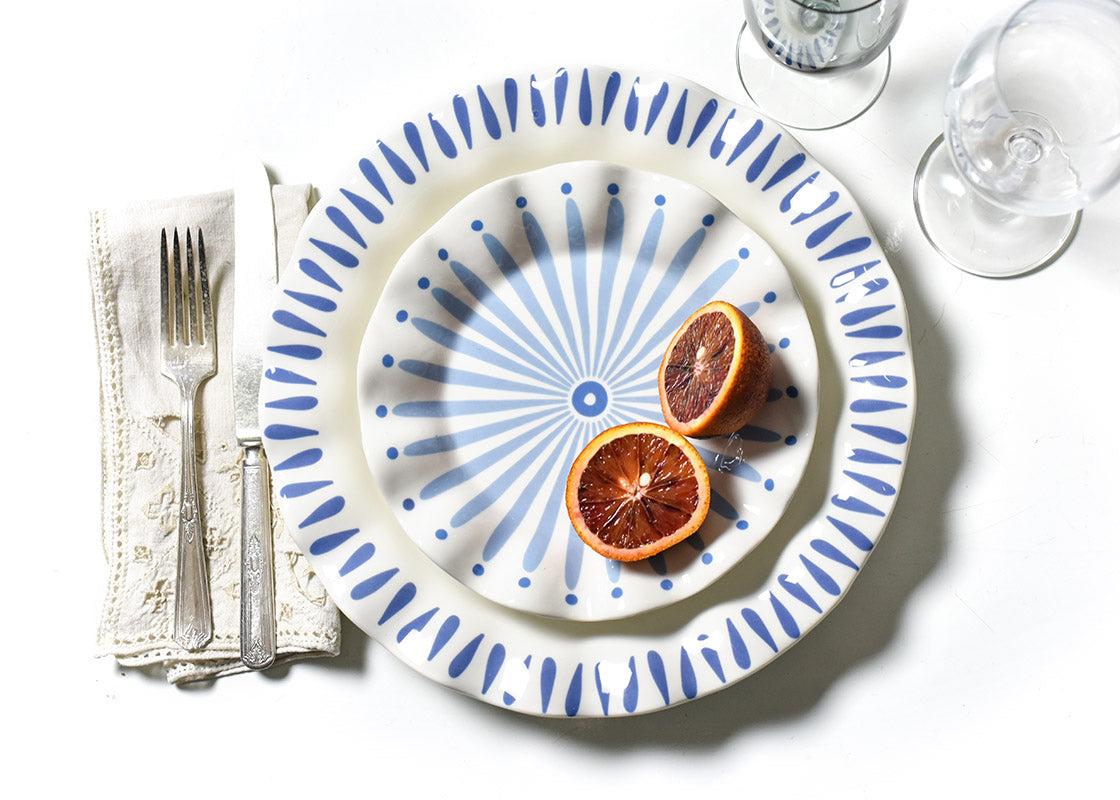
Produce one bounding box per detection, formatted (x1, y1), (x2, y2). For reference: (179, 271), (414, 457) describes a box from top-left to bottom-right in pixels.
(604, 225), (708, 377)
(435, 275), (571, 385)
(522, 211), (583, 374)
(612, 373), (659, 394)
(394, 398), (563, 417)
(523, 430), (585, 571)
(610, 257), (740, 386)
(565, 198), (592, 373)
(404, 407), (563, 456)
(612, 352), (667, 395)
(430, 287), (570, 386)
(613, 401), (660, 418)
(603, 411), (627, 429)
(612, 374), (655, 397)
(482, 235), (580, 379)
(483, 423), (578, 560)
(399, 359), (563, 396)
(593, 196), (624, 375)
(601, 208), (664, 372)
(565, 528), (586, 591)
(710, 487), (740, 520)
(411, 317), (567, 391)
(450, 416), (569, 527)
(420, 412), (567, 500)
(613, 388), (659, 403)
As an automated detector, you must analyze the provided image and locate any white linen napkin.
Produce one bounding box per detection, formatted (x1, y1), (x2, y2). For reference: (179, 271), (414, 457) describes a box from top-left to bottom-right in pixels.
(89, 186), (341, 683)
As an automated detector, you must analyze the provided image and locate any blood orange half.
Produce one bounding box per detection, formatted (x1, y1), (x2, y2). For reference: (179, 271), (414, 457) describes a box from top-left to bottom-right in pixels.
(565, 422), (711, 562)
(658, 300), (772, 437)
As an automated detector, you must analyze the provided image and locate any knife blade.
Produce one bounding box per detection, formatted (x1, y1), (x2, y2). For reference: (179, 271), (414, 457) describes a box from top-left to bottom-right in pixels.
(233, 154), (278, 670)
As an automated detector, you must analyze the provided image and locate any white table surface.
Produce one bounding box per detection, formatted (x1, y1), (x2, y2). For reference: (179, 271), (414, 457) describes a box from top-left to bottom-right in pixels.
(4, 0), (1117, 795)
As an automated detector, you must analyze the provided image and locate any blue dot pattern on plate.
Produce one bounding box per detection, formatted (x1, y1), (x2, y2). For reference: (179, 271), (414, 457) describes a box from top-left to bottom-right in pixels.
(260, 67), (913, 718)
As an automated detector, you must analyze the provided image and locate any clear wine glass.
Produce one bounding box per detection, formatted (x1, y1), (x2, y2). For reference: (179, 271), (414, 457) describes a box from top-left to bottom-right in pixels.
(913, 0), (1120, 278)
(736, 0), (908, 130)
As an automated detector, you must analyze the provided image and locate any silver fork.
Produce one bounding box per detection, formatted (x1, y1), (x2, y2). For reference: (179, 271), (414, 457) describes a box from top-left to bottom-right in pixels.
(160, 228), (216, 650)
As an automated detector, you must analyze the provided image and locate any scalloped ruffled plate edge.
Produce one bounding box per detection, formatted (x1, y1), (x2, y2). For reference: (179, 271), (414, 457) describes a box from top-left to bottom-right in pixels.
(260, 66), (916, 718)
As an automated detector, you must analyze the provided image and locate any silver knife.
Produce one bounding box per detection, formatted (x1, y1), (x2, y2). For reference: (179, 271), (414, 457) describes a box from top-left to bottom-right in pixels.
(233, 155), (278, 670)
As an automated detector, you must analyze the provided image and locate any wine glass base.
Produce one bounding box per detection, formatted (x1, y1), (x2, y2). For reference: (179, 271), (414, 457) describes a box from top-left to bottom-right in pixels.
(735, 20), (890, 131)
(913, 135), (1080, 278)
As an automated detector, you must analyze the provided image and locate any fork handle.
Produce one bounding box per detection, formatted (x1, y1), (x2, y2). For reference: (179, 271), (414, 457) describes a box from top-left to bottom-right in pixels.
(174, 389), (213, 650)
(240, 444), (277, 669)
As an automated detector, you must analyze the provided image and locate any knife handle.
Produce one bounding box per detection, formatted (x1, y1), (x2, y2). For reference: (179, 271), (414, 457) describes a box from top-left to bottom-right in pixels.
(240, 444), (277, 669)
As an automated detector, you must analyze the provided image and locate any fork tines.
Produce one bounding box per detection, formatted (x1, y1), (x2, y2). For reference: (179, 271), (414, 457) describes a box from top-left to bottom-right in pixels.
(160, 227), (213, 350)
(158, 225), (217, 650)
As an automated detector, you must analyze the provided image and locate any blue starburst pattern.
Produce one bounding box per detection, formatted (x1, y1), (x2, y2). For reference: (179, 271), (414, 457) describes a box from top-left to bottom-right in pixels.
(359, 162), (818, 620)
(260, 67), (915, 717)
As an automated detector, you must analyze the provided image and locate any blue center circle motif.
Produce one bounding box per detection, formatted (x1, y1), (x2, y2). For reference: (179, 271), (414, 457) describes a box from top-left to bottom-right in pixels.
(570, 380), (609, 418)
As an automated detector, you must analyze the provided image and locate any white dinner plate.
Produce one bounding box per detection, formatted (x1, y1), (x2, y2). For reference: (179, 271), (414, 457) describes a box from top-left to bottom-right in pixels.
(260, 66), (915, 717)
(357, 160), (819, 621)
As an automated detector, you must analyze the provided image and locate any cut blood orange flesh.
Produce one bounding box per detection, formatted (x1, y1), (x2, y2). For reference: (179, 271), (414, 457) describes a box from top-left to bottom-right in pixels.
(565, 422), (711, 562)
(658, 300), (772, 437)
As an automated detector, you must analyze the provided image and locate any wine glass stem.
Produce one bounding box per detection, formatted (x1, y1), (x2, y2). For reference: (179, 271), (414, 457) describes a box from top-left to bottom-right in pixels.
(1007, 130), (1043, 164)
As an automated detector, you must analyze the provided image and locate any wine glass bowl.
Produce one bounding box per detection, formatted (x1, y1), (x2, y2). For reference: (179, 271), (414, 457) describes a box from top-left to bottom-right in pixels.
(743, 0), (903, 73)
(736, 0), (908, 129)
(915, 0), (1120, 277)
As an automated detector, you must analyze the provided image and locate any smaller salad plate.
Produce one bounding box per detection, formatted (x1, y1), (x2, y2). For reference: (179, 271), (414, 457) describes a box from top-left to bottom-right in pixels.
(358, 161), (820, 621)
